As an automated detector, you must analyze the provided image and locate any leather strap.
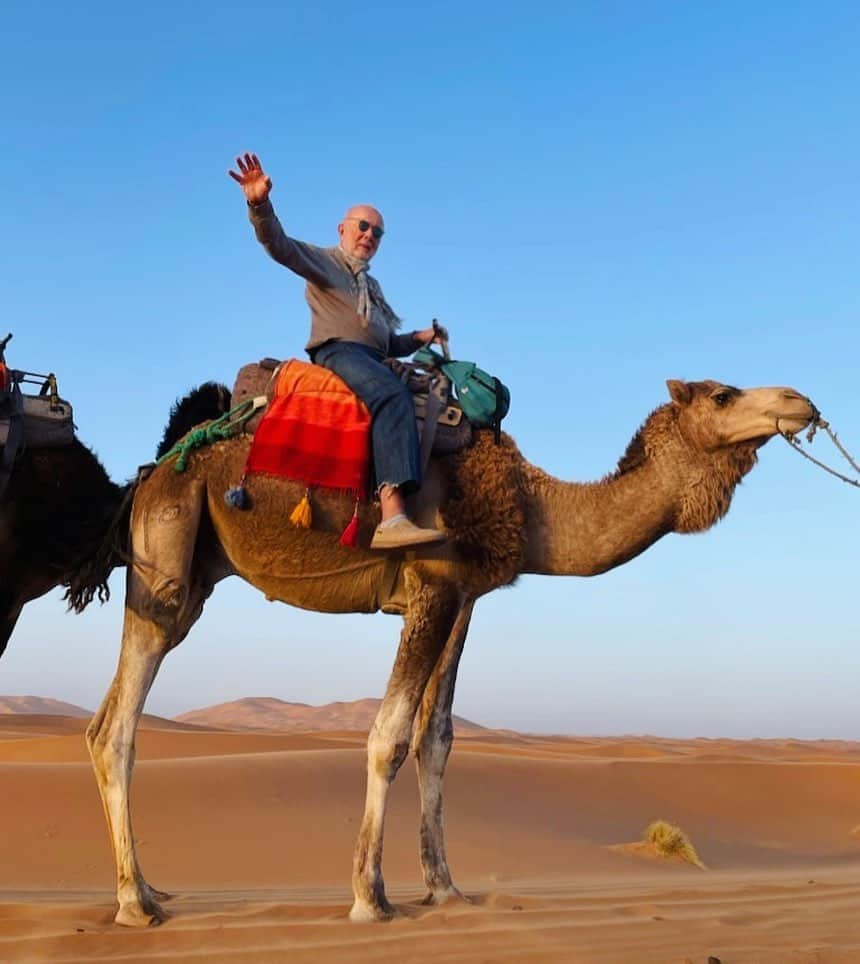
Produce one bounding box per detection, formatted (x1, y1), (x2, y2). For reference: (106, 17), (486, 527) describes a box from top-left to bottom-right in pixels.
(418, 382), (444, 476)
(0, 377), (24, 501)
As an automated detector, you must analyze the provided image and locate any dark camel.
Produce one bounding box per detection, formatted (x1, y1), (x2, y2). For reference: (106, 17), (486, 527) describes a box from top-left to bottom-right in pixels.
(0, 384), (229, 658)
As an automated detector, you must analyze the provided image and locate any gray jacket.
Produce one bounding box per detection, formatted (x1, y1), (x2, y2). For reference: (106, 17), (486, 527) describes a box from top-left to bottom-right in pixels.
(248, 200), (420, 357)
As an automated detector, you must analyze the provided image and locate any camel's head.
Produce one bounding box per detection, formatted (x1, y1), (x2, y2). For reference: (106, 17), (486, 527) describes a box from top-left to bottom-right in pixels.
(667, 379), (816, 451)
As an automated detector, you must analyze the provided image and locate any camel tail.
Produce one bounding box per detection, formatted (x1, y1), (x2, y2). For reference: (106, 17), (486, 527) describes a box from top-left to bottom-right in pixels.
(64, 482), (136, 613)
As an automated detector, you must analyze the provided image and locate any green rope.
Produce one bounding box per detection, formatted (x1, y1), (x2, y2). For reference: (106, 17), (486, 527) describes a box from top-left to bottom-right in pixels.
(156, 398), (259, 473)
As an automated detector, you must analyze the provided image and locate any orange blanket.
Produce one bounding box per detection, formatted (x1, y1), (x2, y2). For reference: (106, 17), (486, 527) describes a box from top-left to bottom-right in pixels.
(245, 359), (371, 497)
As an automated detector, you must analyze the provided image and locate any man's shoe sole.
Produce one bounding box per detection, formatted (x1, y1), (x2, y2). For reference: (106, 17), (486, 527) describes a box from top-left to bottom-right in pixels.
(370, 530), (447, 550)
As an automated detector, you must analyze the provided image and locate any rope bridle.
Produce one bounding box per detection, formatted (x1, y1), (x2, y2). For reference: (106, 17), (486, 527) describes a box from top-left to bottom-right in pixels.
(776, 408), (860, 489)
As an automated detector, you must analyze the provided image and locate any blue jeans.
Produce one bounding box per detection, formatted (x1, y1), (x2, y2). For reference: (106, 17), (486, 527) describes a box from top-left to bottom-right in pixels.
(312, 341), (421, 495)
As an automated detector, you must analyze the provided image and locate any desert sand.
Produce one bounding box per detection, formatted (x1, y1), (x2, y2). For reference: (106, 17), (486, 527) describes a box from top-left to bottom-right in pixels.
(3, 705), (860, 963)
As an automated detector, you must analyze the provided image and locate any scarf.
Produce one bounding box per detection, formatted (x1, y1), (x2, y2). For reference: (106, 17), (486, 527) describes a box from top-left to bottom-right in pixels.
(338, 246), (401, 331)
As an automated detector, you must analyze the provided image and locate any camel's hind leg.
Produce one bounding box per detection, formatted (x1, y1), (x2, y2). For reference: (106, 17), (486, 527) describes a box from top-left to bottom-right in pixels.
(412, 596), (475, 905)
(87, 604), (173, 926)
(86, 481), (208, 927)
(350, 571), (460, 922)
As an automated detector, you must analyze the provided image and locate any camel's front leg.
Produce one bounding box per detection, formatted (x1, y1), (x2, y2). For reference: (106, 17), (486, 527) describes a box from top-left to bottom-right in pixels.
(350, 575), (459, 922)
(413, 597), (474, 905)
(86, 604), (171, 927)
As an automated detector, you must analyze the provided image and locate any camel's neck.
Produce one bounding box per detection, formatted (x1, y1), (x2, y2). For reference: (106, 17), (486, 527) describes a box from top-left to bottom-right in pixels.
(521, 463), (675, 576)
(520, 415), (758, 577)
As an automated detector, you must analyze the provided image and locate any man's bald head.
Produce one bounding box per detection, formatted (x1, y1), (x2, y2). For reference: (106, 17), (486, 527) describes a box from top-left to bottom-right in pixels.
(338, 204), (385, 261)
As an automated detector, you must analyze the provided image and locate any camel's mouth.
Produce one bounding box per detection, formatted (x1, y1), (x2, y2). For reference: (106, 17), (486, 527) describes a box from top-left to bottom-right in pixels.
(768, 398), (818, 439)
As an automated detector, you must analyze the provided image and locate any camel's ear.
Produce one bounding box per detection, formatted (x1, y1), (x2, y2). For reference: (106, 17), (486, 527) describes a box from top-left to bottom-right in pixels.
(666, 379), (692, 405)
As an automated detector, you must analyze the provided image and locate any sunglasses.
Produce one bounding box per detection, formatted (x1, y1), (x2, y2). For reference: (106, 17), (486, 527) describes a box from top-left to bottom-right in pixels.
(346, 217), (384, 240)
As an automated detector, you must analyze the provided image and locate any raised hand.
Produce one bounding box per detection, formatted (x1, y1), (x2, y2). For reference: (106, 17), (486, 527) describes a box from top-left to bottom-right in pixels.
(228, 152), (272, 205)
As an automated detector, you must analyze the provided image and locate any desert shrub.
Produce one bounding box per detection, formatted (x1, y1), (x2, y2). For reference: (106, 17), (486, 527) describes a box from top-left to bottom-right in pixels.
(645, 819), (705, 869)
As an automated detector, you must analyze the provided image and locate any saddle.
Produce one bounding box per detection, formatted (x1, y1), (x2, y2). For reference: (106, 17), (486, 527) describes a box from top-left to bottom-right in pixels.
(231, 355), (473, 465)
(224, 356), (472, 546)
(0, 333), (75, 498)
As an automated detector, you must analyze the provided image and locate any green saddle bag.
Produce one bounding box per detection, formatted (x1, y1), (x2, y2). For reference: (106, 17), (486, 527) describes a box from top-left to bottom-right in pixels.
(413, 347), (510, 443)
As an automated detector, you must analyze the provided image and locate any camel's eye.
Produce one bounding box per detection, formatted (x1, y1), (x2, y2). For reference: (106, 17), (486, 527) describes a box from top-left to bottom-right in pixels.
(711, 391), (732, 407)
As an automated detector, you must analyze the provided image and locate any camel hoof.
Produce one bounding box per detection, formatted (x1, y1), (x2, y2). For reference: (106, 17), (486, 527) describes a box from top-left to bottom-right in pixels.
(114, 899), (168, 928)
(349, 898), (398, 922)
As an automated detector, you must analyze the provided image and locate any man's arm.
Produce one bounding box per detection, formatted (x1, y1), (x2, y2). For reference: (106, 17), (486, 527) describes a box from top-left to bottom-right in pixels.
(229, 152), (342, 288)
(248, 200), (343, 288)
(388, 331), (424, 357)
(388, 323), (449, 357)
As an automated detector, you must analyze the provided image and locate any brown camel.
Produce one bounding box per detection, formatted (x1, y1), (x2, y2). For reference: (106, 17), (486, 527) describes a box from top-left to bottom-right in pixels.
(0, 383), (229, 657)
(85, 377), (815, 926)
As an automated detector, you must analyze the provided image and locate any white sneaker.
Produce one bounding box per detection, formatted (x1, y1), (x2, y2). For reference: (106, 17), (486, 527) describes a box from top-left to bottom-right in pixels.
(370, 518), (447, 550)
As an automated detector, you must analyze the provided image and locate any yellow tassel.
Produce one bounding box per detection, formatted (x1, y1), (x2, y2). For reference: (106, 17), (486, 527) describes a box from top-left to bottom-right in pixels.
(289, 489), (313, 528)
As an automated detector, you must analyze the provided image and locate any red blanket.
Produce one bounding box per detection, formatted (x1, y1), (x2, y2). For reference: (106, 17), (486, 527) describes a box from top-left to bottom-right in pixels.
(245, 360), (371, 497)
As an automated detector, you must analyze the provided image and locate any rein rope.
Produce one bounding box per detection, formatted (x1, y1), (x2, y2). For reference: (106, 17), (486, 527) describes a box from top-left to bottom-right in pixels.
(778, 413), (860, 489)
(156, 398), (260, 473)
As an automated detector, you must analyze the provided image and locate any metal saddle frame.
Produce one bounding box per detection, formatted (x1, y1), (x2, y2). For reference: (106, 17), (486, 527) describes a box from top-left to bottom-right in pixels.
(0, 332), (70, 500)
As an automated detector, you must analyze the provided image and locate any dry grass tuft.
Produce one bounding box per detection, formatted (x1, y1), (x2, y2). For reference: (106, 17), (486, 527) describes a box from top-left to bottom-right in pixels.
(645, 820), (705, 869)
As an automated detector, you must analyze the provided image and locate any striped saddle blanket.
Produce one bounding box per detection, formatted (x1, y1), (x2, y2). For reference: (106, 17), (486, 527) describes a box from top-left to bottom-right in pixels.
(244, 359), (372, 497)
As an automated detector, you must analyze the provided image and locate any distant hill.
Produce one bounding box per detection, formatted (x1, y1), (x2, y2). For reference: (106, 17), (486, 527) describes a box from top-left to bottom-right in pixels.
(0, 694), (486, 733)
(174, 696), (485, 733)
(0, 696), (92, 717)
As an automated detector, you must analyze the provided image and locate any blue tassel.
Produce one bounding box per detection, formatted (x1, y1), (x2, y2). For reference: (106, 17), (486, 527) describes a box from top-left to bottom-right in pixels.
(224, 484), (249, 510)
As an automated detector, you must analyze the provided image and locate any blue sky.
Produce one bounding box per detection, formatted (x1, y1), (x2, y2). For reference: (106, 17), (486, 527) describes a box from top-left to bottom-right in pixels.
(1, 1), (857, 737)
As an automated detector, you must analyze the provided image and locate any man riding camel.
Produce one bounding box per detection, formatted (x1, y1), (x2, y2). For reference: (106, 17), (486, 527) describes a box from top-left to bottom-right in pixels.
(229, 152), (447, 550)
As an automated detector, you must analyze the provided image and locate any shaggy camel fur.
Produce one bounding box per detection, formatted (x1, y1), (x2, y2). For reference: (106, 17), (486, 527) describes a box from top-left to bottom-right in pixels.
(86, 378), (815, 926)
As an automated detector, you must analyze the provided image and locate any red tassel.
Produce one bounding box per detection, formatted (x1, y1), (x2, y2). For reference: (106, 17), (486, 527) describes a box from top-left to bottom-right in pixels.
(339, 499), (360, 548)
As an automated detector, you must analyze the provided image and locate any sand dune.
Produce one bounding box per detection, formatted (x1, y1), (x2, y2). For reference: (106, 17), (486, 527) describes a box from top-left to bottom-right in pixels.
(175, 695), (484, 733)
(2, 712), (860, 962)
(0, 695), (92, 717)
